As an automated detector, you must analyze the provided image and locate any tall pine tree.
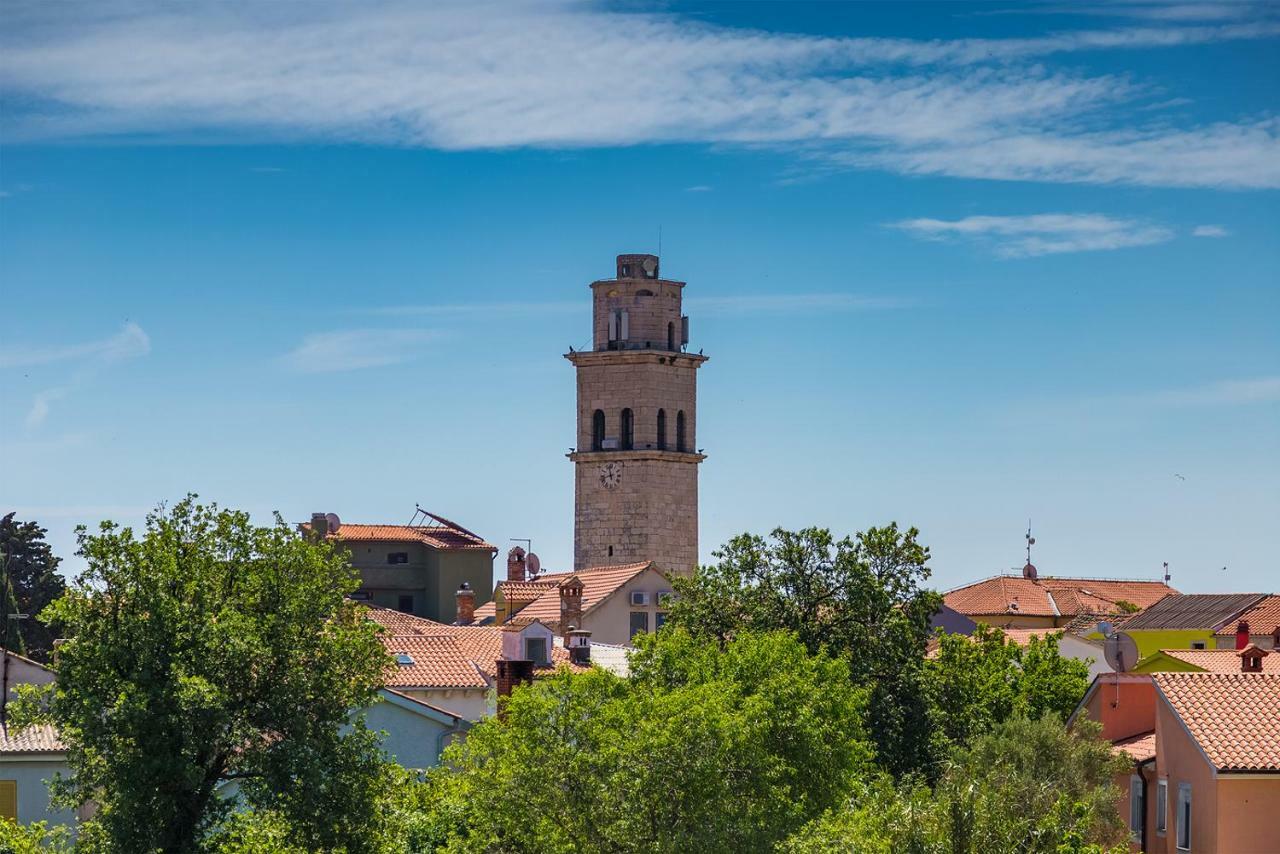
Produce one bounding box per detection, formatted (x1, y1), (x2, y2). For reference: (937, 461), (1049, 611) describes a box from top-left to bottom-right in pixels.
(0, 513), (66, 662)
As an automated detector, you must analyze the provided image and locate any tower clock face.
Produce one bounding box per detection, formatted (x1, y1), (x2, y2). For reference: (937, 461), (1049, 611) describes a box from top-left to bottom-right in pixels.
(599, 462), (623, 490)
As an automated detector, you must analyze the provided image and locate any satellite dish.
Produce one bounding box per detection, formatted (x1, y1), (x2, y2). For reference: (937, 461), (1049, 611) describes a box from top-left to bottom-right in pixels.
(1096, 621), (1113, 638)
(325, 512), (341, 534)
(642, 256), (657, 276)
(1104, 631), (1139, 673)
(526, 552), (541, 577)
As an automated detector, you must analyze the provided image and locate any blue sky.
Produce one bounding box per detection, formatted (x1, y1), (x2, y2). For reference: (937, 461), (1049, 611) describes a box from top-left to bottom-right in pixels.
(1, 1), (1277, 594)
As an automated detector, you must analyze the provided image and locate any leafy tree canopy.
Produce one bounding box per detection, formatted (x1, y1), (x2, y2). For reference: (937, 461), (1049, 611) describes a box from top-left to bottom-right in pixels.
(416, 629), (871, 854)
(665, 524), (943, 777)
(12, 497), (396, 853)
(0, 512), (66, 661)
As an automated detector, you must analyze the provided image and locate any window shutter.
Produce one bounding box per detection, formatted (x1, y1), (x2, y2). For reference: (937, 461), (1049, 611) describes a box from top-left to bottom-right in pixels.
(0, 780), (16, 819)
(619, 310), (629, 340)
(608, 311), (619, 341)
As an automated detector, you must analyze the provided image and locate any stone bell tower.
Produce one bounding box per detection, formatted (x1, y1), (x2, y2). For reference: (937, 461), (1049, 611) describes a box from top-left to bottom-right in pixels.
(566, 254), (707, 576)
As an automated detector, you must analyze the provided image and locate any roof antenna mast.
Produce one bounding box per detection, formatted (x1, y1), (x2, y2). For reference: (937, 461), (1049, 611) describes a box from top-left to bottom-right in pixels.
(1022, 520), (1037, 580)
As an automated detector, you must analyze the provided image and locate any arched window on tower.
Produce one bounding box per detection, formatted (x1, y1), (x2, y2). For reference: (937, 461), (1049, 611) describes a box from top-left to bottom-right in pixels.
(676, 410), (687, 452)
(620, 408), (634, 450)
(657, 409), (667, 450)
(592, 410), (605, 451)
(667, 321), (675, 351)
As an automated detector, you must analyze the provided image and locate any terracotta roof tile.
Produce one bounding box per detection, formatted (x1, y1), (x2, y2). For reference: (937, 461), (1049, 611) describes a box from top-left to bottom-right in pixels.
(1154, 673), (1280, 772)
(504, 562), (658, 626)
(304, 522), (496, 552)
(1113, 730), (1156, 763)
(473, 600), (497, 621)
(1157, 648), (1280, 674)
(382, 634), (489, 689)
(1212, 595), (1280, 637)
(364, 606), (586, 678)
(497, 580), (561, 602)
(944, 575), (1174, 619)
(0, 723), (63, 753)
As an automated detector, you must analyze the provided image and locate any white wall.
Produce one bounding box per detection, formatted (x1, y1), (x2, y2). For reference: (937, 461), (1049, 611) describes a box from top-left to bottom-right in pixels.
(397, 687), (491, 721)
(0, 757), (76, 827)
(363, 699), (463, 770)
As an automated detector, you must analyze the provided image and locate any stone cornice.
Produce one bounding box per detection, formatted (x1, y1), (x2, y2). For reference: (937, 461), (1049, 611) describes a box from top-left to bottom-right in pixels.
(568, 450), (707, 464)
(564, 349), (709, 367)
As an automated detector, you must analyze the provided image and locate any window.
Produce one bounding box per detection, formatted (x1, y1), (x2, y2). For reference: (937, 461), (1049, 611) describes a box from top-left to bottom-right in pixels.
(592, 409), (606, 451)
(629, 611), (650, 639)
(1156, 779), (1167, 836)
(667, 321), (675, 350)
(1176, 783), (1191, 850)
(608, 545), (614, 557)
(1190, 641), (1206, 650)
(0, 780), (14, 820)
(397, 595), (414, 613)
(655, 612), (667, 630)
(676, 410), (687, 452)
(657, 409), (667, 450)
(620, 408), (634, 450)
(621, 264), (631, 277)
(525, 637), (548, 666)
(387, 552), (409, 565)
(1129, 775), (1144, 838)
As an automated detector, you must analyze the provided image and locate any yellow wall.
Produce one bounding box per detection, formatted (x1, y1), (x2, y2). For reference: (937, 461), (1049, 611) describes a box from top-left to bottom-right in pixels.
(1132, 652), (1206, 674)
(1084, 629), (1215, 660)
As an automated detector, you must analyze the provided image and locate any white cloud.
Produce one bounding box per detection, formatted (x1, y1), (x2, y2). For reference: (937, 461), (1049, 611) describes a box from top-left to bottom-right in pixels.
(0, 321), (150, 368)
(280, 329), (439, 373)
(25, 387), (68, 429)
(890, 213), (1174, 257)
(0, 3), (1277, 188)
(1192, 224), (1230, 237)
(685, 185), (713, 193)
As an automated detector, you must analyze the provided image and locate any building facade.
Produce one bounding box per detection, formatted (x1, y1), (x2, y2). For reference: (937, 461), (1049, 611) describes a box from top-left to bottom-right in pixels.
(565, 254), (707, 576)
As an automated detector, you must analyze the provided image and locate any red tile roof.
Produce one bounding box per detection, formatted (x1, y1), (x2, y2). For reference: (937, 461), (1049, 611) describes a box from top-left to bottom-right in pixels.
(1157, 648), (1280, 674)
(472, 600), (497, 621)
(498, 579), (561, 602)
(304, 522), (496, 552)
(0, 723), (63, 754)
(364, 606), (585, 678)
(1154, 673), (1280, 772)
(1113, 730), (1157, 763)
(504, 562), (658, 626)
(382, 634), (489, 689)
(1212, 595), (1280, 637)
(944, 575), (1174, 619)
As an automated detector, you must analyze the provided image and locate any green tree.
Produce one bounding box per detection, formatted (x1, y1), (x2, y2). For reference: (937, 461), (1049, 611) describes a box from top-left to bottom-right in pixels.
(12, 497), (394, 853)
(927, 626), (1092, 750)
(0, 513), (66, 662)
(784, 716), (1129, 854)
(665, 524), (943, 777)
(418, 629), (870, 853)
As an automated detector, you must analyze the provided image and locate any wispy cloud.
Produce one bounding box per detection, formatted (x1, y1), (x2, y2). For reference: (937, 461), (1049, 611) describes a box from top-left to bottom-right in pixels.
(1, 3), (1277, 188)
(1137, 376), (1280, 407)
(25, 388), (68, 429)
(684, 185), (713, 193)
(1192, 224), (1230, 237)
(890, 213), (1174, 257)
(280, 329), (440, 373)
(0, 321), (150, 368)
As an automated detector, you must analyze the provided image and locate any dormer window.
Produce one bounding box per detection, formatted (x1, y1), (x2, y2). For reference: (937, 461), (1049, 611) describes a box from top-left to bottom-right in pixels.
(525, 637), (548, 667)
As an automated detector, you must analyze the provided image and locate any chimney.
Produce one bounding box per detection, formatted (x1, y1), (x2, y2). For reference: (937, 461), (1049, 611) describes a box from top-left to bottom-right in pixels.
(559, 576), (584, 642)
(1236, 620), (1251, 651)
(494, 658), (534, 719)
(310, 512), (329, 538)
(455, 582), (476, 625)
(1239, 643), (1268, 673)
(507, 546), (527, 583)
(567, 627), (592, 665)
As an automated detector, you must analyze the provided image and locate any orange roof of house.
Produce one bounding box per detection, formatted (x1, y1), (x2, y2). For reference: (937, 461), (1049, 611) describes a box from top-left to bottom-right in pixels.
(0, 723), (63, 754)
(1157, 648), (1280, 674)
(365, 606), (584, 678)
(1154, 673), (1280, 772)
(498, 579), (561, 602)
(1113, 730), (1157, 763)
(944, 575), (1174, 618)
(1212, 595), (1280, 637)
(304, 522), (496, 552)
(382, 634), (489, 689)
(504, 562), (658, 626)
(473, 600), (497, 621)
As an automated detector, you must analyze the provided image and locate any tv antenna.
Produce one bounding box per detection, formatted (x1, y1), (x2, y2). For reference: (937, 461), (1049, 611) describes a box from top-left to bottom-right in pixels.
(1025, 521), (1035, 565)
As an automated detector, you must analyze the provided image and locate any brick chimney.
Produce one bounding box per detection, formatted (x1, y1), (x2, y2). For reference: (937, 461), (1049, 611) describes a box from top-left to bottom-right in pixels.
(559, 576), (584, 641)
(310, 512), (329, 538)
(507, 546), (527, 583)
(1239, 643), (1268, 673)
(1236, 620), (1251, 650)
(567, 627), (592, 665)
(455, 582), (476, 626)
(494, 658), (534, 719)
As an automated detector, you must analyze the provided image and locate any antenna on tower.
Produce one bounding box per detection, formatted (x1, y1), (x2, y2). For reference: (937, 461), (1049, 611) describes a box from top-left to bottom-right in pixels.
(1163, 561), (1171, 584)
(1026, 521), (1035, 565)
(657, 225), (662, 258)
